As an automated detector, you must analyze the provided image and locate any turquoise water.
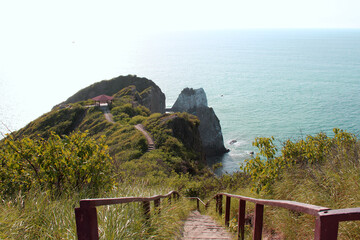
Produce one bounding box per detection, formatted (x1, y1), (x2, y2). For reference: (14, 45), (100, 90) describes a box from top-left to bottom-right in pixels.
(1, 29), (360, 173)
(129, 29), (360, 173)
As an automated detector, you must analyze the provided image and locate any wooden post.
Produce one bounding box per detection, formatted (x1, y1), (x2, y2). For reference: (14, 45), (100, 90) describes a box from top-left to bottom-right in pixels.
(197, 198), (200, 211)
(143, 201), (151, 221)
(219, 195), (223, 216)
(225, 196), (231, 227)
(314, 215), (339, 240)
(154, 198), (161, 214)
(75, 207), (99, 240)
(174, 192), (180, 201)
(238, 199), (246, 240)
(253, 204), (264, 240)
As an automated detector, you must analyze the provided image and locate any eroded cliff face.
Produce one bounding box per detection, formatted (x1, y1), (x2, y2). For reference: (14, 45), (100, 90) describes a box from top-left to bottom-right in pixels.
(171, 88), (228, 157)
(139, 86), (165, 114)
(191, 106), (228, 156)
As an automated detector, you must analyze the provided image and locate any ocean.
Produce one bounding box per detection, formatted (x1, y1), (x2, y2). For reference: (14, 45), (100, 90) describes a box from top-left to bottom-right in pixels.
(1, 29), (360, 173)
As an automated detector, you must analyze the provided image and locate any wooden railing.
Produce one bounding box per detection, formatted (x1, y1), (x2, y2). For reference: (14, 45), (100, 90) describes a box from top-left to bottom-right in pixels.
(74, 191), (179, 240)
(205, 193), (360, 240)
(75, 191), (360, 240)
(187, 197), (206, 212)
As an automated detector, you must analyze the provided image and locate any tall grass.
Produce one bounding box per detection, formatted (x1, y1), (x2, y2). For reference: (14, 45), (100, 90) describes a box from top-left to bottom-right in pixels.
(97, 198), (190, 239)
(0, 183), (192, 239)
(0, 190), (77, 239)
(264, 140), (360, 239)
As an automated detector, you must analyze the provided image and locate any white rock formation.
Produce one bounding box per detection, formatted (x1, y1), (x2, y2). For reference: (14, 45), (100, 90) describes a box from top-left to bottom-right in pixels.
(172, 88), (208, 112)
(171, 88), (228, 157)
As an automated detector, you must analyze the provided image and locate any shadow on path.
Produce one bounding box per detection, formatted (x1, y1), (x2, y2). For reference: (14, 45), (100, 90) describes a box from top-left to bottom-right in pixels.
(100, 106), (114, 123)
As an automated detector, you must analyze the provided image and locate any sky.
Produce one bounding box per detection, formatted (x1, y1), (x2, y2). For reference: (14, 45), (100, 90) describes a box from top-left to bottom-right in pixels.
(1, 0), (360, 133)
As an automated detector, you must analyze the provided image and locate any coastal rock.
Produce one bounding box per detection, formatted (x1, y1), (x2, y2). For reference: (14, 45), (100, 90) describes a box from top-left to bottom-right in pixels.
(229, 140), (237, 145)
(172, 88), (208, 112)
(139, 86), (165, 114)
(171, 88), (228, 157)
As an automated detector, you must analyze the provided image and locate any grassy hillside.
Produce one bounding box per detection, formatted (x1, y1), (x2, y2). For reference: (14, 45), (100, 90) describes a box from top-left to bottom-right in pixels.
(12, 85), (205, 177)
(63, 75), (163, 104)
(60, 75), (166, 113)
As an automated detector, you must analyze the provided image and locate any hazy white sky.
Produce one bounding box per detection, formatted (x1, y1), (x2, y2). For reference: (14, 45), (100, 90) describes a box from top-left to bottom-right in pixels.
(2, 0), (360, 35)
(0, 0), (360, 132)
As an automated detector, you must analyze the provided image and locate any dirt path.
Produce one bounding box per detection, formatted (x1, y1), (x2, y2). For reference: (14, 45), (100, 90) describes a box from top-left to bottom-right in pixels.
(100, 106), (114, 123)
(134, 124), (155, 151)
(181, 211), (233, 240)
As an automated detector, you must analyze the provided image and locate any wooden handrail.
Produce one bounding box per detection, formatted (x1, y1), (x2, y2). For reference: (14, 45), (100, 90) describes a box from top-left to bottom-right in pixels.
(79, 191), (179, 208)
(204, 193), (360, 240)
(75, 191), (179, 240)
(187, 197), (206, 211)
(213, 193), (330, 216)
(75, 191), (360, 240)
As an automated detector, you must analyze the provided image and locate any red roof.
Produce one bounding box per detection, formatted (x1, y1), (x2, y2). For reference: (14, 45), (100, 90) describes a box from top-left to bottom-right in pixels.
(92, 94), (114, 102)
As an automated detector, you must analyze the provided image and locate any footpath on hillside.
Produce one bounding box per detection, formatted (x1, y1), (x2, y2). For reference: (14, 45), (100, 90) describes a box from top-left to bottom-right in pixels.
(100, 105), (114, 123)
(181, 211), (234, 240)
(134, 124), (155, 151)
(99, 105), (155, 151)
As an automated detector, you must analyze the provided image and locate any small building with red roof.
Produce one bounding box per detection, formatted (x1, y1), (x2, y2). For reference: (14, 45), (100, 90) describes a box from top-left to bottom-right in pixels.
(92, 94), (114, 106)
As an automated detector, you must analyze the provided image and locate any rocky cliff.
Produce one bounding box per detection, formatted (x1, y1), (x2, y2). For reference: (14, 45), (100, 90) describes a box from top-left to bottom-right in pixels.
(139, 86), (165, 114)
(172, 88), (208, 112)
(171, 88), (228, 157)
(57, 75), (165, 113)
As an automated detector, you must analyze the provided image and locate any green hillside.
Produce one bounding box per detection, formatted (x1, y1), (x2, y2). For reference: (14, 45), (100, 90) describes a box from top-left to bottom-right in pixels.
(13, 84), (206, 177)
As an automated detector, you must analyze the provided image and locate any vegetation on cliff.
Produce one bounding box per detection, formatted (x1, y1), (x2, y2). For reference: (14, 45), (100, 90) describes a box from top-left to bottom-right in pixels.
(61, 75), (165, 113)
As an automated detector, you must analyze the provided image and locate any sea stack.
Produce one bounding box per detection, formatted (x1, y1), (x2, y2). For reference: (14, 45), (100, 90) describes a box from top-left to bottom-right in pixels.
(172, 88), (228, 157)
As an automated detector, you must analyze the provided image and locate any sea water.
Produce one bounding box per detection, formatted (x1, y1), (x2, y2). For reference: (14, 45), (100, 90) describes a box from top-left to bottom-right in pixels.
(128, 29), (360, 173)
(1, 29), (360, 173)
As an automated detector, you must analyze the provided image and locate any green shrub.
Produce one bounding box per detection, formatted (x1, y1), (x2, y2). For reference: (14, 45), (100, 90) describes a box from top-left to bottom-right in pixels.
(264, 130), (360, 239)
(161, 136), (184, 156)
(242, 128), (358, 194)
(15, 105), (87, 138)
(0, 131), (114, 197)
(134, 105), (151, 117)
(241, 136), (283, 193)
(112, 104), (136, 118)
(129, 115), (147, 125)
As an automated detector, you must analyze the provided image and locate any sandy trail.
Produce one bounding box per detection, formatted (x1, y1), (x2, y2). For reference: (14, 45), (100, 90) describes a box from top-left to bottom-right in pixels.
(134, 124), (155, 151)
